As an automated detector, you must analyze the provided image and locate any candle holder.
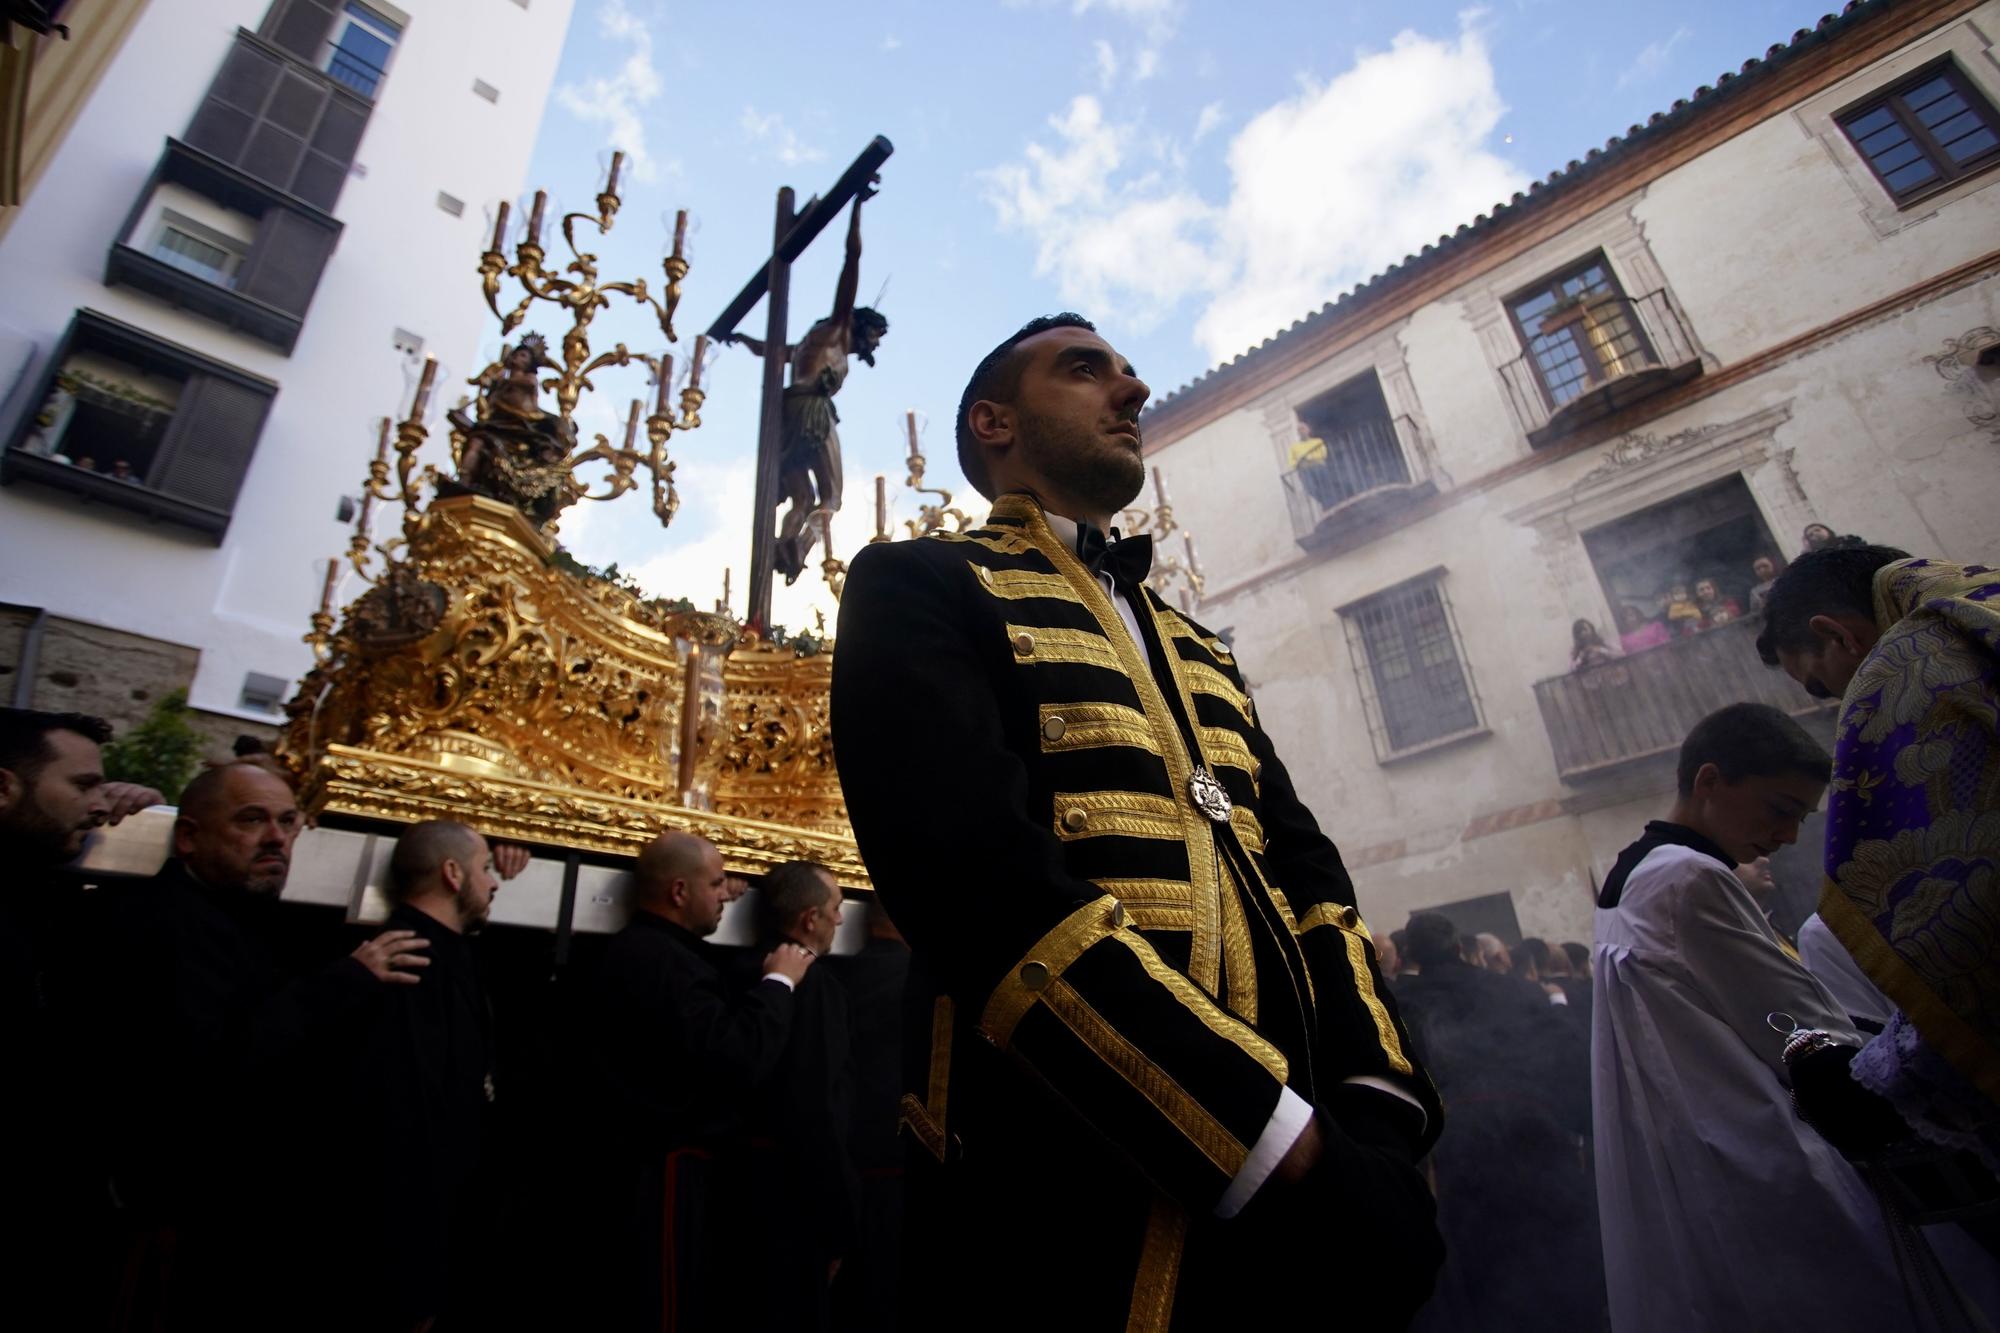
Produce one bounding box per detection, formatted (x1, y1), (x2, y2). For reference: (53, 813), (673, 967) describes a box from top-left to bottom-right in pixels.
(899, 409), (971, 537)
(1117, 466), (1207, 614)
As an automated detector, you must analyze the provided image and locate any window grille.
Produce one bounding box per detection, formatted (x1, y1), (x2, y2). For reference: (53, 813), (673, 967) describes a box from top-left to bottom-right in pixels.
(1506, 254), (1654, 411)
(1339, 571), (1484, 761)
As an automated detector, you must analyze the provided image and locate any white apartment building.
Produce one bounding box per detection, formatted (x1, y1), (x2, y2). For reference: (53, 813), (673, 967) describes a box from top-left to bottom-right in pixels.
(0, 0), (574, 742)
(1141, 0), (2000, 946)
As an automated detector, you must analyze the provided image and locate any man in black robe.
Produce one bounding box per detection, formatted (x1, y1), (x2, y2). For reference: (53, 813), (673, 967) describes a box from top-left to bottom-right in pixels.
(576, 830), (815, 1331)
(93, 761), (432, 1331)
(827, 901), (910, 1333)
(303, 820), (501, 1332)
(744, 860), (860, 1332)
(1392, 912), (1601, 1331)
(831, 314), (1442, 1331)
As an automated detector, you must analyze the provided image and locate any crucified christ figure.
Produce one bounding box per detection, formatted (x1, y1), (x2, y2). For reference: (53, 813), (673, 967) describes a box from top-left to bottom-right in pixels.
(725, 186), (888, 583)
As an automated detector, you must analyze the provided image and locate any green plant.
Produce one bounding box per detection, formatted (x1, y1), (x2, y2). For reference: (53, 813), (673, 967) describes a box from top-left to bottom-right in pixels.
(102, 688), (205, 802)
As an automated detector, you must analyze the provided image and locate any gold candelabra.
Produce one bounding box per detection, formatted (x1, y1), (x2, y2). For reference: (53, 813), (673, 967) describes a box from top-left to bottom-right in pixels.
(900, 409), (972, 538)
(1118, 466), (1206, 614)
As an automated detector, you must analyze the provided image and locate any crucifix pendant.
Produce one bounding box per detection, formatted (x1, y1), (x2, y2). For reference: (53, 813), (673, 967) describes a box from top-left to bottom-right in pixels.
(1187, 765), (1232, 822)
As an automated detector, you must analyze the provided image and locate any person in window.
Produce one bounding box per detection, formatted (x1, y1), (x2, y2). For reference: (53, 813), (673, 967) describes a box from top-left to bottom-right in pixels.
(1569, 619), (1619, 672)
(1748, 553), (1784, 612)
(1615, 603), (1670, 654)
(1803, 521), (1867, 552)
(1288, 419), (1340, 508)
(1663, 580), (1703, 636)
(1693, 577), (1743, 629)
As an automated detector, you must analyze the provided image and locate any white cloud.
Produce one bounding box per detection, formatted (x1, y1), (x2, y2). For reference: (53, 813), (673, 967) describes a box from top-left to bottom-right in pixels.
(981, 17), (1527, 366)
(1132, 47), (1161, 82)
(741, 106), (827, 167)
(1192, 100), (1225, 143)
(1094, 39), (1119, 89)
(1072, 0), (1180, 42)
(882, 34), (902, 52)
(554, 0), (666, 182)
(1616, 25), (1692, 91)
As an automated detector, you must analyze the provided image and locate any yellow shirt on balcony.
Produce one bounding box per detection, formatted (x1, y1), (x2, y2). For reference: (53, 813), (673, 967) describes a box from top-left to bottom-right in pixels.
(1289, 436), (1328, 468)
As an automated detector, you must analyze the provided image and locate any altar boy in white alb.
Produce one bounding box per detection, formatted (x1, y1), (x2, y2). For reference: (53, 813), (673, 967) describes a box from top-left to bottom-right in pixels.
(1591, 703), (1917, 1332)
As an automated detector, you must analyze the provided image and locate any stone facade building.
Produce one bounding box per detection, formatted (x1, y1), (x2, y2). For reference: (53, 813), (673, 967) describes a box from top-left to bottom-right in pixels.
(1140, 0), (2000, 945)
(0, 0), (573, 750)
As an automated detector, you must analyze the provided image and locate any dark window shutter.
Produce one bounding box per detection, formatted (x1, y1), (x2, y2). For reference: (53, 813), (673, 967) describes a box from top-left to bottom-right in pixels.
(266, 69), (326, 135)
(208, 39), (282, 113)
(185, 102), (257, 163)
(242, 123), (307, 188)
(311, 97), (366, 164)
(290, 153), (345, 210)
(152, 375), (275, 513)
(262, 0), (340, 64)
(236, 209), (338, 315)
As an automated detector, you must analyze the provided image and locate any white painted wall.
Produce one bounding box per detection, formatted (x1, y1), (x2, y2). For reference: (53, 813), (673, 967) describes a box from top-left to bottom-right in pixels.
(1148, 6), (2000, 945)
(0, 0), (576, 721)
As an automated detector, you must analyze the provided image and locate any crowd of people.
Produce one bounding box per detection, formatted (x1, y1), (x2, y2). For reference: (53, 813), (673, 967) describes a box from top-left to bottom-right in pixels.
(4, 308), (1995, 1332)
(0, 722), (909, 1332)
(1568, 523), (1874, 673)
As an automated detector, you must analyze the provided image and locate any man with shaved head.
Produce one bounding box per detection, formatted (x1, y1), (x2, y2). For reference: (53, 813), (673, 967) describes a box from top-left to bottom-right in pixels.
(94, 762), (435, 1331)
(577, 830), (815, 1331)
(304, 820), (500, 1331)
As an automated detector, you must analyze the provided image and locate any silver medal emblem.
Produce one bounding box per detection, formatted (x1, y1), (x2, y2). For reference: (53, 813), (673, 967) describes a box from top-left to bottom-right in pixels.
(1187, 765), (1233, 822)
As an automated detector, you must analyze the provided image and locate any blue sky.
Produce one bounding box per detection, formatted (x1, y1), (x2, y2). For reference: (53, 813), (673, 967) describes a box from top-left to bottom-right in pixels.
(522, 0), (1841, 631)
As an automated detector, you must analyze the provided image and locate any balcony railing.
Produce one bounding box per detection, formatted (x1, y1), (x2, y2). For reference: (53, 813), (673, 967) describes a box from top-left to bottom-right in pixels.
(1501, 288), (1703, 444)
(1282, 412), (1436, 549)
(1533, 619), (1828, 782)
(325, 43), (389, 99)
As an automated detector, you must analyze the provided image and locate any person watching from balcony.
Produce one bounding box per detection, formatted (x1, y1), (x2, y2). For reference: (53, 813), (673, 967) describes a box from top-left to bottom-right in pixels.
(1758, 543), (1999, 1177)
(1664, 580), (1703, 636)
(1592, 702), (1919, 1333)
(1748, 553), (1784, 612)
(1693, 577), (1743, 629)
(1569, 619), (1619, 672)
(1288, 417), (1340, 508)
(1615, 602), (1671, 654)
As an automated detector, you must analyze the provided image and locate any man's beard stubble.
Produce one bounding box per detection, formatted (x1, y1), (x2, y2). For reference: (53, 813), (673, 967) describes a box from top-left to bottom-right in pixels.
(1016, 406), (1146, 518)
(6, 787), (89, 867)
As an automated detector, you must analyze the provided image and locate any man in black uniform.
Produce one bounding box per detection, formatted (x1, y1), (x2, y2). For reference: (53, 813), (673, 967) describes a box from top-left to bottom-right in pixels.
(832, 314), (1443, 1331)
(96, 761), (432, 1331)
(579, 830), (815, 1331)
(745, 860), (859, 1332)
(305, 820), (502, 1331)
(827, 901), (910, 1333)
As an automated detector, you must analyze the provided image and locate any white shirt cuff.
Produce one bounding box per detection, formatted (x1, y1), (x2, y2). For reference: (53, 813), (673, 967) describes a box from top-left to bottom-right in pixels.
(760, 972), (796, 992)
(1215, 1086), (1313, 1218)
(1342, 1075), (1427, 1131)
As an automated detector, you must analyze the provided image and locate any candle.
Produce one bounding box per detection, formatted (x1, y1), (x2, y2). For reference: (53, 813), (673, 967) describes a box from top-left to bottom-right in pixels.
(874, 474), (887, 537)
(817, 509), (833, 552)
(605, 150), (625, 197)
(656, 355), (674, 413)
(1184, 532), (1202, 578)
(319, 559), (339, 612)
(905, 409), (920, 459)
(488, 200), (510, 253)
(722, 567), (731, 609)
(1151, 466), (1170, 507)
(373, 418), (391, 464)
(672, 209), (688, 260)
(624, 399), (642, 449)
(411, 356), (438, 419)
(526, 190), (547, 247)
(688, 335), (708, 390)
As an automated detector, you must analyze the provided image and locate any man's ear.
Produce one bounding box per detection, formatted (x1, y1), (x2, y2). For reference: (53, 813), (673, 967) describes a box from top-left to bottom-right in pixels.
(1807, 613), (1871, 657)
(1690, 761), (1723, 800)
(0, 766), (22, 817)
(966, 398), (1013, 450)
(173, 814), (198, 858)
(441, 857), (466, 893)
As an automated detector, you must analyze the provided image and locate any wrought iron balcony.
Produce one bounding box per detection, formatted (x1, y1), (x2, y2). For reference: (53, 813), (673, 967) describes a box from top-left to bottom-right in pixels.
(1533, 619), (1828, 782)
(1500, 288), (1703, 445)
(1282, 412), (1437, 550)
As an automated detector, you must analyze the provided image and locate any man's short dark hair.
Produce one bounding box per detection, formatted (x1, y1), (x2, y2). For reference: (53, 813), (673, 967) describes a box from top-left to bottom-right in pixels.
(755, 860), (837, 942)
(1562, 940), (1590, 971)
(388, 820), (483, 902)
(1676, 703), (1831, 796)
(1517, 938), (1551, 973)
(955, 313), (1097, 501)
(1405, 912), (1461, 968)
(0, 707), (111, 780)
(1756, 544), (1910, 664)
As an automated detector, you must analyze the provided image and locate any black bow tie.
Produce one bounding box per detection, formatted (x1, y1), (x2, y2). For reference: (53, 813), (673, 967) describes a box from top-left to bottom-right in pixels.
(1075, 522), (1153, 590)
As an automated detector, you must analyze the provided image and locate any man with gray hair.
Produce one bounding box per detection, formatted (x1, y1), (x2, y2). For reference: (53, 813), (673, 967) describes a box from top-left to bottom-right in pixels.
(577, 830), (816, 1331)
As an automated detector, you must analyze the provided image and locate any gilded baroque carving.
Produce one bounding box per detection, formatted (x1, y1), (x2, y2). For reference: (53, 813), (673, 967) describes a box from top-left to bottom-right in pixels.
(1572, 420), (1731, 487)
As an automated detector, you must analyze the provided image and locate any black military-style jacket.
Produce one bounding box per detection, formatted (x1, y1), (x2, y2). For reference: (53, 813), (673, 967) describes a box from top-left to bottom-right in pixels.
(831, 494), (1439, 1331)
